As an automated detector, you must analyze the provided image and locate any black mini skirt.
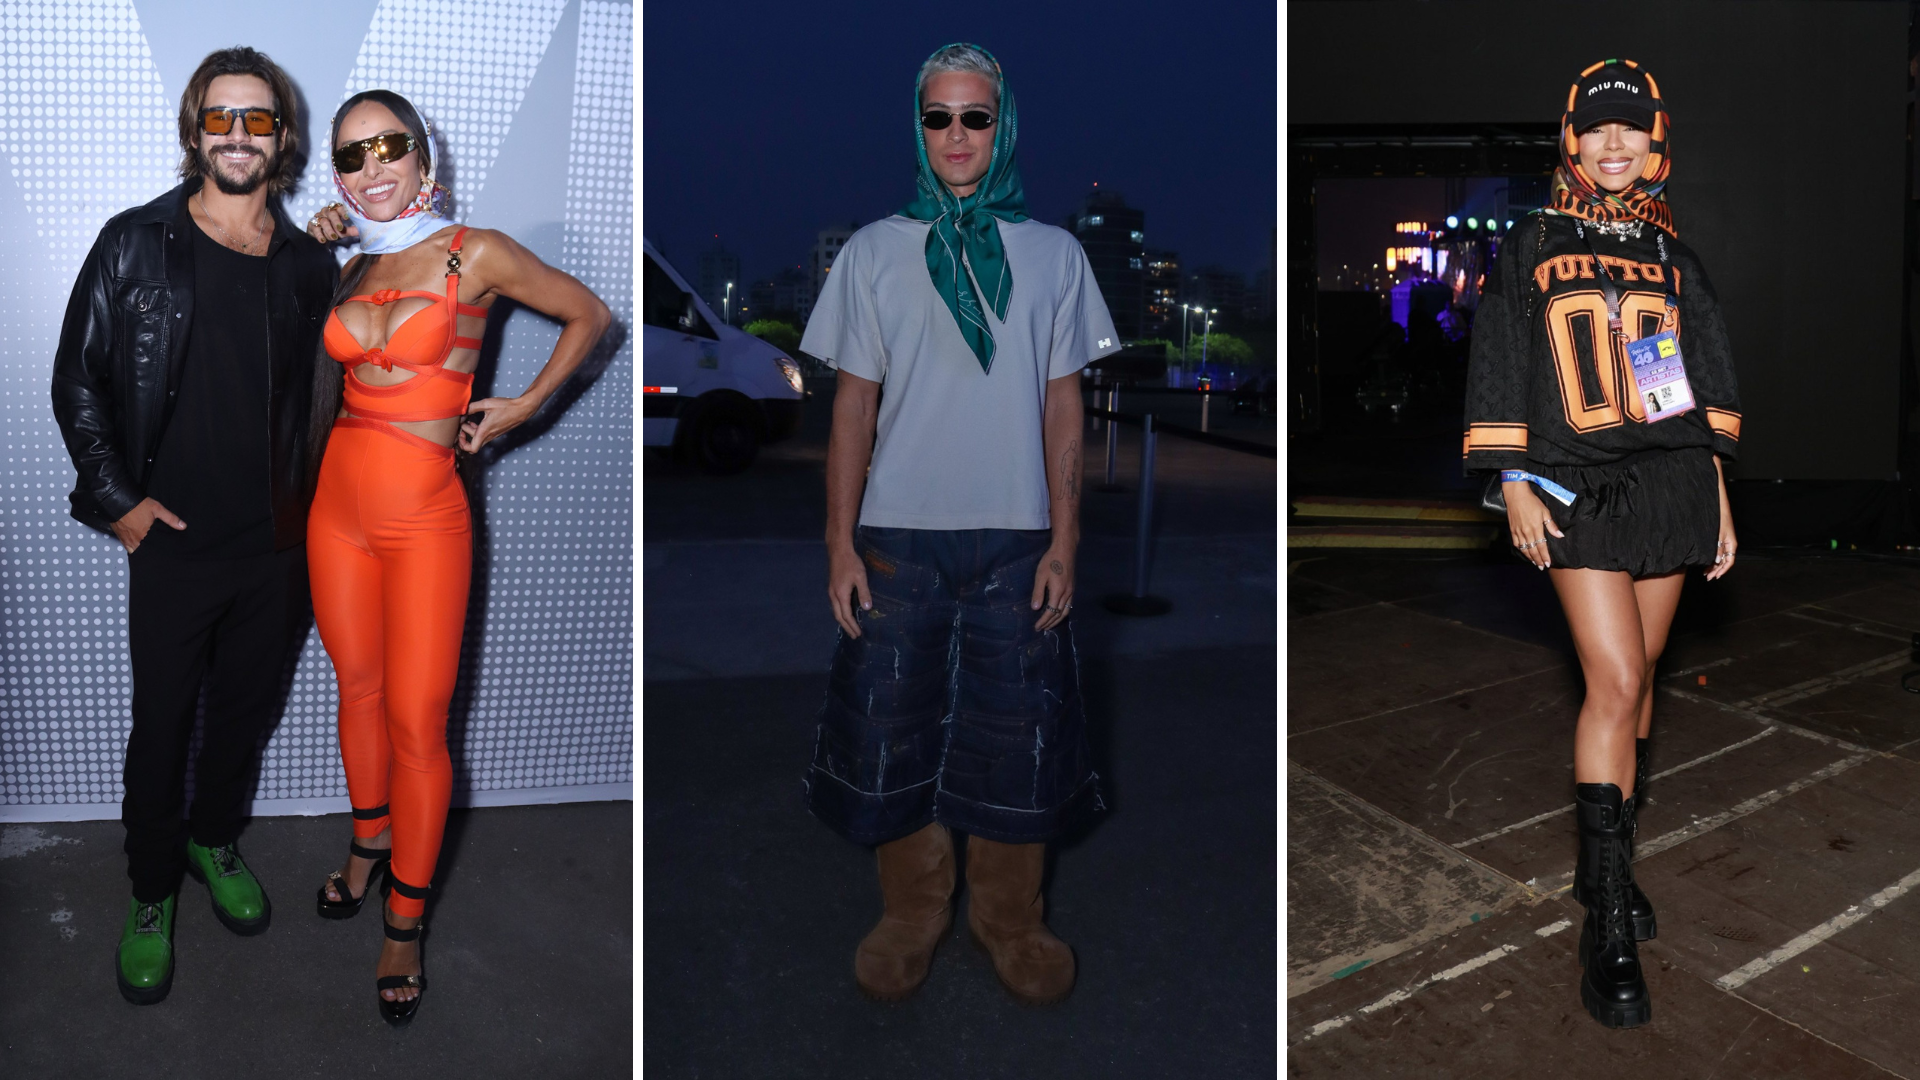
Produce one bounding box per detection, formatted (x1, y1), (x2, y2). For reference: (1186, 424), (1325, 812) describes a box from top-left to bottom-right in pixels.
(1523, 446), (1720, 577)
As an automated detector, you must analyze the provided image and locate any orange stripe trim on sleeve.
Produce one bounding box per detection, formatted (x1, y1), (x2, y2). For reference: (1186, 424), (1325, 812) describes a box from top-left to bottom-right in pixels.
(1465, 423), (1529, 453)
(1705, 408), (1741, 441)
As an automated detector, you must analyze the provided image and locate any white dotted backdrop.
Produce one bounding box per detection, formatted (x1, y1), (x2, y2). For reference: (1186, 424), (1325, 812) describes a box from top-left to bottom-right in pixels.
(0, 0), (633, 819)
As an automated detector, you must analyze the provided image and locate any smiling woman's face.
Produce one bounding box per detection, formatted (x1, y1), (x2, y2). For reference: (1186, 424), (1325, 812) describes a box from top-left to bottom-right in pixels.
(335, 101), (424, 222)
(1577, 122), (1652, 193)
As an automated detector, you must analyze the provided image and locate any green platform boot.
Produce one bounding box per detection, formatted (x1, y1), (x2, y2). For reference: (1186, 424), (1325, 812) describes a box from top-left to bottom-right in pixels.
(185, 839), (271, 935)
(116, 894), (176, 1005)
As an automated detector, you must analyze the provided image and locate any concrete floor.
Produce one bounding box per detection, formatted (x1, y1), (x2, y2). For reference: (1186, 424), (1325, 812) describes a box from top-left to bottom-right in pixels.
(1288, 546), (1920, 1076)
(0, 802), (631, 1079)
(644, 384), (1279, 1079)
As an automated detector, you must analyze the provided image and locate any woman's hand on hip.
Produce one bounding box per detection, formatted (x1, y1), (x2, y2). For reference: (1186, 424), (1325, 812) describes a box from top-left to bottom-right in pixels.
(459, 397), (536, 454)
(1504, 481), (1563, 570)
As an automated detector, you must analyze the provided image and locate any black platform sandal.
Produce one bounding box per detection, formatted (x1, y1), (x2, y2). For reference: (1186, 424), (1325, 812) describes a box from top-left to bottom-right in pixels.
(317, 808), (392, 919)
(377, 914), (428, 1027)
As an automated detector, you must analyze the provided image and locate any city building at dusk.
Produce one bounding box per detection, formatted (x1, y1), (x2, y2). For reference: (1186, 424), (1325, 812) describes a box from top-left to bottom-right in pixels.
(1065, 189), (1147, 341)
(744, 265), (812, 326)
(1186, 265), (1248, 331)
(1144, 249), (1182, 339)
(807, 223), (859, 321)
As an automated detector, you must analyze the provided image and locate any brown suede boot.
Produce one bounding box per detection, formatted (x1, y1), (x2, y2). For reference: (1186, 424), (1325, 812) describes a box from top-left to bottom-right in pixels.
(854, 822), (954, 1001)
(965, 836), (1075, 1005)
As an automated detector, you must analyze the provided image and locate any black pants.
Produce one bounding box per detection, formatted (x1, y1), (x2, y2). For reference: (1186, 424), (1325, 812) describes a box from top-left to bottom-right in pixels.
(123, 546), (306, 902)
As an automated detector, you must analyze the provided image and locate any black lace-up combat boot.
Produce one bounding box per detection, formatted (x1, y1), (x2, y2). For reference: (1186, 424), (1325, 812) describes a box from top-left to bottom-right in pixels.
(1571, 744), (1658, 942)
(1575, 782), (1652, 1028)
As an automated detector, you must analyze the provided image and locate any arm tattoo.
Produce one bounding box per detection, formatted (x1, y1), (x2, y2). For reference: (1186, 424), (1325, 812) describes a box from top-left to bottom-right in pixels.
(1059, 439), (1080, 503)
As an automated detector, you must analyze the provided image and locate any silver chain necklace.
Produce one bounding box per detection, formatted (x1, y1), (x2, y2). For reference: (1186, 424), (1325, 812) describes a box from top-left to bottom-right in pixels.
(197, 191), (268, 253)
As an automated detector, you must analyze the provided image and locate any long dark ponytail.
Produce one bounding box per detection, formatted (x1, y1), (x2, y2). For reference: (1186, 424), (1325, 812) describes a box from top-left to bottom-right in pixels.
(306, 89), (436, 484)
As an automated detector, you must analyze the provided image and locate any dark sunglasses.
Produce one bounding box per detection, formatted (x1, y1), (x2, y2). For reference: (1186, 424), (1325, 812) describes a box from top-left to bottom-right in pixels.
(200, 106), (280, 137)
(332, 132), (417, 174)
(921, 110), (995, 131)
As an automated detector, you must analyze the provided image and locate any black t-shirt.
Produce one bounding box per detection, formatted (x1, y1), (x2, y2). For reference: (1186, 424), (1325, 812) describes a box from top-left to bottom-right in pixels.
(141, 221), (274, 559)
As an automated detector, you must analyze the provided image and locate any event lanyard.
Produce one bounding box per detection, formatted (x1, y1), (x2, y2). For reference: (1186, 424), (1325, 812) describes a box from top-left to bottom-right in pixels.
(1573, 220), (1677, 339)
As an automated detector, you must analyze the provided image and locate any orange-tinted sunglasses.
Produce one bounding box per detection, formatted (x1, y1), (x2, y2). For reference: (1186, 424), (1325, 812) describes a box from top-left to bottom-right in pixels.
(200, 107), (280, 137)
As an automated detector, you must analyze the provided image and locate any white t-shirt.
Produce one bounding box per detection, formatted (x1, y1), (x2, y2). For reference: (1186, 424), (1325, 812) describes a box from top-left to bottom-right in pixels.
(800, 215), (1121, 530)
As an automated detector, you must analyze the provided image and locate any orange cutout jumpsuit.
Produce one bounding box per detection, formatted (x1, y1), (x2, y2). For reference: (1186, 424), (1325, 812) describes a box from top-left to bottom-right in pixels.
(309, 227), (487, 918)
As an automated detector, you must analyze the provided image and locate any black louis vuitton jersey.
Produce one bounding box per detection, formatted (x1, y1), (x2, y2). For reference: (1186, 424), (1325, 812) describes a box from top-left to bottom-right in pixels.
(1462, 212), (1741, 473)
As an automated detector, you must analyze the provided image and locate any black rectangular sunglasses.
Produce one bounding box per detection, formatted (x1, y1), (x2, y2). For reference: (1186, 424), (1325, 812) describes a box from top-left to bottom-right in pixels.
(921, 110), (995, 131)
(333, 133), (417, 174)
(200, 106), (279, 136)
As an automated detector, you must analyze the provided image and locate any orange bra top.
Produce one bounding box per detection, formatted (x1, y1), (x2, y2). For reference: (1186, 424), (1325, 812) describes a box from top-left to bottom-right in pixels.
(324, 226), (490, 424)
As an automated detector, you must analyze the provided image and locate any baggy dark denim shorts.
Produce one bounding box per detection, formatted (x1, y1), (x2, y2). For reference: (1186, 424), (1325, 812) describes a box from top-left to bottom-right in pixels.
(804, 526), (1103, 846)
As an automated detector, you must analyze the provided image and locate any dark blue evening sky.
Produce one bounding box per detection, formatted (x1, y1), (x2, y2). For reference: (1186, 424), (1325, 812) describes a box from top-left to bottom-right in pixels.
(642, 0), (1277, 294)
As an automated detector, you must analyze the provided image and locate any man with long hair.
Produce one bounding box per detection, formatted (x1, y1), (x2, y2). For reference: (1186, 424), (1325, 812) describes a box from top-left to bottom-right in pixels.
(50, 46), (336, 1004)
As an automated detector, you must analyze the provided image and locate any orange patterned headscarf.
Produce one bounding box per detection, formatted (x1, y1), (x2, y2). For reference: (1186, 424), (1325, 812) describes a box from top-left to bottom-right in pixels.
(1547, 59), (1674, 236)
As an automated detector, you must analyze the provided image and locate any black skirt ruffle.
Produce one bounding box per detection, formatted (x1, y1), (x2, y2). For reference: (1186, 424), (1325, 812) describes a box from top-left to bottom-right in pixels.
(1524, 447), (1720, 576)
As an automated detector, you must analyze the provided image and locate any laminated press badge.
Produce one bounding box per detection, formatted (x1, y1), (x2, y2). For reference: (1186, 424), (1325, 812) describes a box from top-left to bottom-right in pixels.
(1625, 330), (1695, 422)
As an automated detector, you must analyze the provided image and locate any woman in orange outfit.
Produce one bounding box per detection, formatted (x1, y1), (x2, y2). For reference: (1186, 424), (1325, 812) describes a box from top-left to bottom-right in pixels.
(302, 89), (610, 1025)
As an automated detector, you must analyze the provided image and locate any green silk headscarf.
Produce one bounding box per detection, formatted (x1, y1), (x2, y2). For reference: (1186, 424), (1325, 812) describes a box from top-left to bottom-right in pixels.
(899, 43), (1029, 374)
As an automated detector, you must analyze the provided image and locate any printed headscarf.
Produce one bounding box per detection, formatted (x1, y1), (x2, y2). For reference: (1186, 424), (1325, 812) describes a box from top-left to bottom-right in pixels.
(1546, 59), (1675, 236)
(899, 43), (1029, 374)
(330, 96), (452, 255)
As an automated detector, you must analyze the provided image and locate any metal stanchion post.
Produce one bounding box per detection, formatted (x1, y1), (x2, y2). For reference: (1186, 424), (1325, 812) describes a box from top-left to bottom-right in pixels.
(1095, 385), (1125, 493)
(1201, 391), (1210, 433)
(1102, 412), (1171, 616)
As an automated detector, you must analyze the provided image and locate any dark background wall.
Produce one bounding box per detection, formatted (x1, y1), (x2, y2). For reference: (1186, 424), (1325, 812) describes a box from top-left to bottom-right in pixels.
(1290, 0), (1909, 481)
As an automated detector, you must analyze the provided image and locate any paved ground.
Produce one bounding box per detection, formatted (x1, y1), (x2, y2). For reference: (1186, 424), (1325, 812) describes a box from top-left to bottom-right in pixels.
(644, 380), (1279, 1079)
(1288, 546), (1920, 1077)
(0, 801), (631, 1079)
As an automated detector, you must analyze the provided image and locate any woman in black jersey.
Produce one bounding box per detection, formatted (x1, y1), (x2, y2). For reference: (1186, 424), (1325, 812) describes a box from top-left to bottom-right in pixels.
(1463, 59), (1743, 1030)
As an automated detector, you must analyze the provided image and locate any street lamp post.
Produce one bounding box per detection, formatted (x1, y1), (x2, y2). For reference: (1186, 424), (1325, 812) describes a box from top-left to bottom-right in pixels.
(1199, 308), (1219, 431)
(724, 281), (734, 326)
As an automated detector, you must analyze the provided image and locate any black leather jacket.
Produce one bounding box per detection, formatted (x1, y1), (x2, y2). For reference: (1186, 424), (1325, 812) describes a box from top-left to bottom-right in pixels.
(51, 179), (339, 549)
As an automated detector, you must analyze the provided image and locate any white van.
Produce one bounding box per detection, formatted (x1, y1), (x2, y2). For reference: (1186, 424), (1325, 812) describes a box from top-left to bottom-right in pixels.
(643, 238), (806, 474)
